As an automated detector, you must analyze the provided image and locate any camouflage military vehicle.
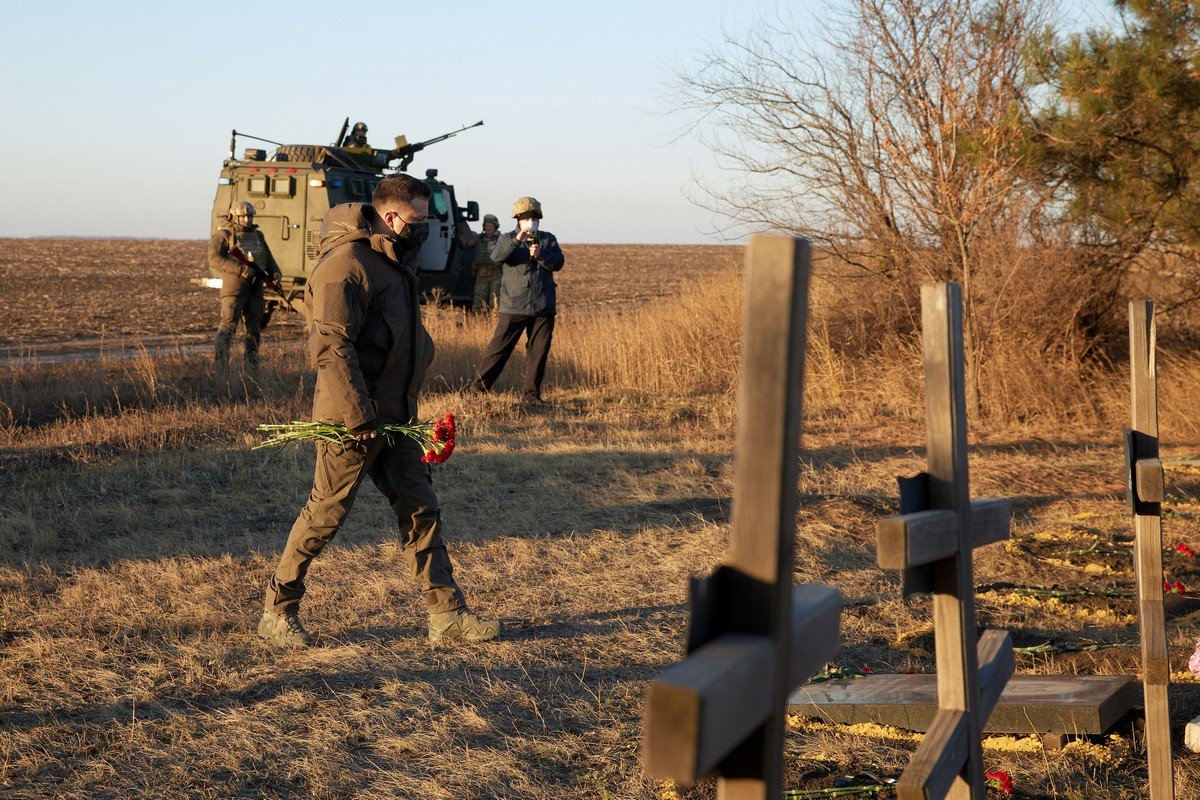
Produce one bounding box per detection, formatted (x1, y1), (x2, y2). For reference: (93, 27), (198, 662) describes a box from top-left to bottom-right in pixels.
(197, 119), (483, 323)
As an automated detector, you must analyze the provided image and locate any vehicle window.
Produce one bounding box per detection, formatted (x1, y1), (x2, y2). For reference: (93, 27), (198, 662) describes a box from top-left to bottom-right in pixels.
(430, 189), (450, 221)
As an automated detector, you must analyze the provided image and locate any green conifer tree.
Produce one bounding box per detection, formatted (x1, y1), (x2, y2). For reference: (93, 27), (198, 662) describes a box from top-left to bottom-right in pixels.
(1032, 0), (1200, 252)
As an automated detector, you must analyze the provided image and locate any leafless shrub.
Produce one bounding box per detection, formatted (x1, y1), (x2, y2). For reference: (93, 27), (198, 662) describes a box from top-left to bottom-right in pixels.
(672, 0), (1137, 415)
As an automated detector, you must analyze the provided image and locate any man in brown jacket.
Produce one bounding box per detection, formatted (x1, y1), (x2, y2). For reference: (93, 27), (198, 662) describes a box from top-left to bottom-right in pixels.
(259, 173), (500, 649)
(209, 201), (281, 375)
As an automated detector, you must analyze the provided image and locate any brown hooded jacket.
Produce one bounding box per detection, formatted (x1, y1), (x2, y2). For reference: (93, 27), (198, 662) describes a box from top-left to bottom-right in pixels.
(306, 203), (433, 431)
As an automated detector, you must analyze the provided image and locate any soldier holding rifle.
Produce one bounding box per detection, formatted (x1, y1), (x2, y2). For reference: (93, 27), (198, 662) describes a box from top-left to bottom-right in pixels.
(208, 200), (282, 376)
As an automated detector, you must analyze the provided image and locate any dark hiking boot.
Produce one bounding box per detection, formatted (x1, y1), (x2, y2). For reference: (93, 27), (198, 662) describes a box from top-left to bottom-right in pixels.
(258, 610), (314, 649)
(519, 394), (547, 411)
(428, 609), (501, 643)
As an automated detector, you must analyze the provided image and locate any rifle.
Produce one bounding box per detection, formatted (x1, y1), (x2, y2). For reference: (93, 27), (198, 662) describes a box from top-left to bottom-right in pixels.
(388, 120), (483, 170)
(229, 246), (287, 299)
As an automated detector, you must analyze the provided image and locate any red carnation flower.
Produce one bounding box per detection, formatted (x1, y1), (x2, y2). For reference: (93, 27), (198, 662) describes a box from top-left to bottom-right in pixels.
(1164, 579), (1188, 596)
(984, 769), (1014, 795)
(422, 413), (457, 464)
(1178, 543), (1195, 558)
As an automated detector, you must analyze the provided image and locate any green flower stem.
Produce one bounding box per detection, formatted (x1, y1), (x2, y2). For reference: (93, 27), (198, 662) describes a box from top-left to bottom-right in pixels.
(1066, 541), (1131, 557)
(1011, 586), (1133, 599)
(253, 421), (434, 451)
(783, 785), (892, 798)
(1013, 640), (1132, 655)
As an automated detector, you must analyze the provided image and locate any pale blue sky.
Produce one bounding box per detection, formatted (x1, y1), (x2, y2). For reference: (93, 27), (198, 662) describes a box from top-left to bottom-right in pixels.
(0, 0), (1119, 243)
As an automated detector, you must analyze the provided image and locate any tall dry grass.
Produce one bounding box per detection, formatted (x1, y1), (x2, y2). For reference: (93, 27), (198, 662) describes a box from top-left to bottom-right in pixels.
(421, 263), (742, 400)
(423, 262), (1200, 440)
(9, 261), (1200, 447)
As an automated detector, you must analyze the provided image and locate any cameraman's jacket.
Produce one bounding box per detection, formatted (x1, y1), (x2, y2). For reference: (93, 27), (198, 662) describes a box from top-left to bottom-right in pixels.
(306, 203), (433, 431)
(490, 230), (565, 316)
(208, 221), (280, 298)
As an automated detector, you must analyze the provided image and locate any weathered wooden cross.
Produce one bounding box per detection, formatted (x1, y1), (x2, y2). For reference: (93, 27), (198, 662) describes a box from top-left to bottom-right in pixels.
(873, 283), (1014, 800)
(641, 235), (842, 799)
(1124, 300), (1174, 800)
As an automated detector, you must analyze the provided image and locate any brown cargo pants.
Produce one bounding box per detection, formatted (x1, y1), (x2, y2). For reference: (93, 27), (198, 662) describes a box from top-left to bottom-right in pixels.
(214, 290), (263, 370)
(265, 435), (467, 615)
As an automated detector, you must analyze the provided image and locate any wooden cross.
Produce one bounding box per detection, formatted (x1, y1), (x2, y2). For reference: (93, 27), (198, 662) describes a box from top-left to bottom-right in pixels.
(874, 283), (1014, 800)
(1125, 300), (1174, 800)
(641, 235), (842, 799)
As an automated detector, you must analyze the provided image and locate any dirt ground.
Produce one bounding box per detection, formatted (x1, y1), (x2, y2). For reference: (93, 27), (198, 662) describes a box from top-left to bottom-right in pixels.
(0, 238), (739, 346)
(2, 240), (1200, 799)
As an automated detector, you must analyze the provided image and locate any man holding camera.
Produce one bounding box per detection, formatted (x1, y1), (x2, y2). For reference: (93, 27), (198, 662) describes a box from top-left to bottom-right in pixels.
(470, 196), (565, 405)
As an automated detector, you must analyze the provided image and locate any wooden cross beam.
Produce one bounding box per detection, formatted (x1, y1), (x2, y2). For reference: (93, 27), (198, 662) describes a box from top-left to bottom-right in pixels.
(874, 283), (1014, 800)
(1125, 301), (1174, 800)
(641, 236), (842, 799)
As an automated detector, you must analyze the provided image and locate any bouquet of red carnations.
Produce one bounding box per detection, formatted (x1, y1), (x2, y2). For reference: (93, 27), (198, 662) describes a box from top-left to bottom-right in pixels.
(254, 413), (456, 464)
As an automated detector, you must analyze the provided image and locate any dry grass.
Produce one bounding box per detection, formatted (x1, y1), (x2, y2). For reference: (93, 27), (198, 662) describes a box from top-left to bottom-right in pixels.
(3, 242), (1200, 798)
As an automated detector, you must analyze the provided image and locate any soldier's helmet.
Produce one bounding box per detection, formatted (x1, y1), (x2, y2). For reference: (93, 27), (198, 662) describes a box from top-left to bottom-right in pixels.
(483, 213), (500, 228)
(229, 201), (256, 218)
(511, 196), (543, 220)
(352, 121), (368, 134)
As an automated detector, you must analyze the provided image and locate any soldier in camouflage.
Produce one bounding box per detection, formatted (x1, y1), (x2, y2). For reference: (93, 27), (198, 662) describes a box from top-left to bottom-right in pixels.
(208, 201), (282, 375)
(472, 213), (502, 313)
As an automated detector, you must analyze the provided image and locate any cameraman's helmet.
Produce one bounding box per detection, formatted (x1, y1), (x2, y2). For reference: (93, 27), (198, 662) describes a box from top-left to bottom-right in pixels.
(229, 201), (256, 218)
(511, 196), (543, 220)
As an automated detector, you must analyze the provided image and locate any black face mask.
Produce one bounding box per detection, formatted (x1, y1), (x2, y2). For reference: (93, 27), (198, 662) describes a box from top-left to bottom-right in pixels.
(395, 221), (430, 248)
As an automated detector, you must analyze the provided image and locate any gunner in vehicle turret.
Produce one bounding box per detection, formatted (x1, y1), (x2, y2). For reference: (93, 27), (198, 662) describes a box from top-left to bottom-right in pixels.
(342, 121), (369, 148)
(342, 121), (375, 167)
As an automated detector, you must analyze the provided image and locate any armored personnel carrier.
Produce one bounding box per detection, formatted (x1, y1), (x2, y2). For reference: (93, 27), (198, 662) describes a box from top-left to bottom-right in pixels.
(197, 119), (483, 323)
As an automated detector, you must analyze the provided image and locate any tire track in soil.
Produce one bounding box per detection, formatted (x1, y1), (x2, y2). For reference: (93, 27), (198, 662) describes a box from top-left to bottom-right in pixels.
(0, 333), (303, 367)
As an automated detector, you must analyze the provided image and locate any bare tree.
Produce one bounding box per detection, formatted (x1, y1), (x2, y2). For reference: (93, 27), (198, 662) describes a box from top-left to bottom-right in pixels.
(676, 0), (1053, 411)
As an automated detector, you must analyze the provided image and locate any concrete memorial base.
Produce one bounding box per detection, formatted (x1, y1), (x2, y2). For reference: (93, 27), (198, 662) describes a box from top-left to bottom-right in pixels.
(790, 674), (1139, 748)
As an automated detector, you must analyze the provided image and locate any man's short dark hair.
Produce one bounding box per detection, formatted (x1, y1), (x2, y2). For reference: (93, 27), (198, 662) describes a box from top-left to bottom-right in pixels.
(372, 173), (432, 210)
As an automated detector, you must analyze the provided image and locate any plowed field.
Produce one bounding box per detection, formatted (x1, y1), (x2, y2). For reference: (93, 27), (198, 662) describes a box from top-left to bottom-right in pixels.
(0, 238), (740, 345)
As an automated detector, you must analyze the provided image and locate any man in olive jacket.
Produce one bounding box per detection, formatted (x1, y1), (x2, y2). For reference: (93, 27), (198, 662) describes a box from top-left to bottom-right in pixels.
(470, 196), (565, 403)
(209, 200), (281, 375)
(259, 173), (500, 649)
